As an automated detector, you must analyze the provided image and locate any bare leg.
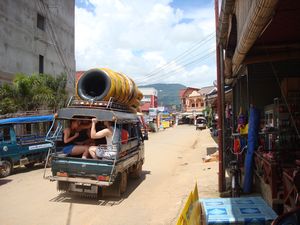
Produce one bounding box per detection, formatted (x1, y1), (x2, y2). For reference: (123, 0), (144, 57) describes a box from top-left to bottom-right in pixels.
(88, 146), (98, 159)
(82, 146), (90, 159)
(70, 145), (88, 156)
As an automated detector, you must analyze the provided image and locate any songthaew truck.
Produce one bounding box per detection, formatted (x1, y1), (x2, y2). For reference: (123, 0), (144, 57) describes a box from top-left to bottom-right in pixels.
(44, 68), (147, 197)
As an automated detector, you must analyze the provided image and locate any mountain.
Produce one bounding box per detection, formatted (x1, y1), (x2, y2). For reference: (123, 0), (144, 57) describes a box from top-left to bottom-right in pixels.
(139, 83), (186, 107)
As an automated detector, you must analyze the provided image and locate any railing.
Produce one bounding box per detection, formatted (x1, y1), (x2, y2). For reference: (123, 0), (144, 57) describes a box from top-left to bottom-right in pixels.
(0, 110), (54, 119)
(66, 96), (133, 112)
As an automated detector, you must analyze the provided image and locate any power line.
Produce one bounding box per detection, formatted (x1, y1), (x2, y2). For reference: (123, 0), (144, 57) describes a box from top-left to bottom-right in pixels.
(137, 49), (215, 85)
(136, 33), (215, 82)
(137, 48), (215, 84)
(36, 0), (74, 85)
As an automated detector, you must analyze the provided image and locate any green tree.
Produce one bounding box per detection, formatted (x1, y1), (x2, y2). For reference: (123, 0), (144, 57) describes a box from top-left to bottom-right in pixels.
(0, 73), (68, 115)
(0, 83), (18, 114)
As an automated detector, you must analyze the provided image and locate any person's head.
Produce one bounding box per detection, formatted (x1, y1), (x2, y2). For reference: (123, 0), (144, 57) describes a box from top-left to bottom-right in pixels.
(103, 121), (111, 128)
(70, 120), (80, 130)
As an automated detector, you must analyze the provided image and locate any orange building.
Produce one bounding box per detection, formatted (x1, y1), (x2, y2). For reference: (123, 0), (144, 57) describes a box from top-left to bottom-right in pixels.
(179, 87), (214, 113)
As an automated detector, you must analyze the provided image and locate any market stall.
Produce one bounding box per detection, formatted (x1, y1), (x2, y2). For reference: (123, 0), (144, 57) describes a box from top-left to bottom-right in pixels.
(217, 0), (300, 215)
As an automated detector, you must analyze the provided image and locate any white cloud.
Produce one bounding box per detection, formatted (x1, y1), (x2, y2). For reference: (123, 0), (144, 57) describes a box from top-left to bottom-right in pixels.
(75, 0), (216, 88)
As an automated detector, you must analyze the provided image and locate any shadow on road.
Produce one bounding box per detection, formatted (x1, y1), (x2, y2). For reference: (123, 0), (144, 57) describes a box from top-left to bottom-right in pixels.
(206, 147), (218, 155)
(0, 178), (12, 186)
(11, 163), (45, 176)
(210, 133), (218, 145)
(49, 170), (151, 206)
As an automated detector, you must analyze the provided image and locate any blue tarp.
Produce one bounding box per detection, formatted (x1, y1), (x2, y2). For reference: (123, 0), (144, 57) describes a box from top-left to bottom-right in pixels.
(243, 107), (260, 193)
(0, 115), (54, 125)
(200, 197), (277, 225)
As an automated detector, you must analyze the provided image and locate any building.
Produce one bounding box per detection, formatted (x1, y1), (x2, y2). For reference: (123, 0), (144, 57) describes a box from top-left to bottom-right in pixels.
(179, 86), (214, 113)
(179, 87), (199, 113)
(139, 87), (158, 113)
(0, 0), (75, 91)
(217, 0), (300, 212)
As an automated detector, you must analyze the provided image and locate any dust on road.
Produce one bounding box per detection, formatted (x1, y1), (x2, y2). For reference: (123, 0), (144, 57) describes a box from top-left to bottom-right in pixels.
(0, 125), (219, 225)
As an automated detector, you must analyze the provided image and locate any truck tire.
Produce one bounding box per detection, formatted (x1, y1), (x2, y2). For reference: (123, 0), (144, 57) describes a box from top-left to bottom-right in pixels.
(25, 162), (35, 169)
(0, 160), (13, 177)
(102, 172), (127, 197)
(130, 163), (142, 179)
(120, 171), (128, 194)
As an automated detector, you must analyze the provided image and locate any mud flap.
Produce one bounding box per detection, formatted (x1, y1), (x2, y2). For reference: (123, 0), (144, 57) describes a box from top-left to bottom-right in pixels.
(57, 181), (70, 192)
(102, 175), (121, 197)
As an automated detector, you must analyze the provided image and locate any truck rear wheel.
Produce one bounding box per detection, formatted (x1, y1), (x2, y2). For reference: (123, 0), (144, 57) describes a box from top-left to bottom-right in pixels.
(130, 163), (142, 179)
(120, 171), (128, 194)
(0, 160), (13, 177)
(24, 162), (35, 169)
(102, 172), (127, 197)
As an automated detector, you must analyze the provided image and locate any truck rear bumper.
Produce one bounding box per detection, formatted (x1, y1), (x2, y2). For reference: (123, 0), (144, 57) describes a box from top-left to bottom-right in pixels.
(45, 175), (113, 186)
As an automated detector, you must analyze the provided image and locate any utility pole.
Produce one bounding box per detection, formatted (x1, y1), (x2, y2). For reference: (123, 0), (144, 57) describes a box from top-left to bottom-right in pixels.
(214, 0), (225, 192)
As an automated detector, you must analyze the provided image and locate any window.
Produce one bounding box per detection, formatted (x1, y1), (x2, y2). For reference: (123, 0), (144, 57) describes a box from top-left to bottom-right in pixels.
(0, 127), (11, 142)
(37, 13), (45, 30)
(39, 55), (44, 74)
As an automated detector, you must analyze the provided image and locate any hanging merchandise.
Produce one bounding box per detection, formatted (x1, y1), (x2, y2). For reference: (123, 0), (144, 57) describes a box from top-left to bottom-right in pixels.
(233, 137), (241, 154)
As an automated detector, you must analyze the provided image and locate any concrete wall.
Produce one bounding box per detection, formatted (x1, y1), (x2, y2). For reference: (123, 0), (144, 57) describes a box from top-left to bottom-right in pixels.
(0, 0), (75, 91)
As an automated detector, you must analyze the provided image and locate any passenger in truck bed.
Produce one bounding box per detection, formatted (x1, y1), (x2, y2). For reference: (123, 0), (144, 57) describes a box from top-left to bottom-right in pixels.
(89, 119), (129, 159)
(88, 118), (116, 159)
(62, 120), (91, 158)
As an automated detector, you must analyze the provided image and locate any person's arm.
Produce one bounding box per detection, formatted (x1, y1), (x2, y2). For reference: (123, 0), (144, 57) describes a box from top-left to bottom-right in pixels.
(90, 118), (112, 139)
(92, 129), (111, 139)
(63, 128), (79, 144)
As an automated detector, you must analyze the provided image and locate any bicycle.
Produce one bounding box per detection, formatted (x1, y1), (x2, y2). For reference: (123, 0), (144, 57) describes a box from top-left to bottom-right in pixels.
(228, 133), (247, 197)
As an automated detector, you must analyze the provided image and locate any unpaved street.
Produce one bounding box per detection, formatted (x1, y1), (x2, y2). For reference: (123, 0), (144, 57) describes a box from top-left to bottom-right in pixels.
(0, 125), (219, 225)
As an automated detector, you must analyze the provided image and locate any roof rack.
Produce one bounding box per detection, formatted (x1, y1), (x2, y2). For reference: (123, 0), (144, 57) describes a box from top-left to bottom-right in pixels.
(67, 96), (134, 113)
(0, 110), (54, 119)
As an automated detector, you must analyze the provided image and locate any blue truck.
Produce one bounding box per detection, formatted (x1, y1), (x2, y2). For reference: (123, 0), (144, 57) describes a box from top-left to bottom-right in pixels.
(0, 114), (54, 177)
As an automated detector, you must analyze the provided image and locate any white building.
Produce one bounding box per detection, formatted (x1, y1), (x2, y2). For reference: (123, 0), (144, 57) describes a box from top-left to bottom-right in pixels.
(139, 87), (158, 112)
(139, 87), (158, 103)
(0, 0), (75, 91)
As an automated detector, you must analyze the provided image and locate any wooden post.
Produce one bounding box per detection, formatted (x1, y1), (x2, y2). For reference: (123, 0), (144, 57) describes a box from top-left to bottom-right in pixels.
(215, 0), (225, 192)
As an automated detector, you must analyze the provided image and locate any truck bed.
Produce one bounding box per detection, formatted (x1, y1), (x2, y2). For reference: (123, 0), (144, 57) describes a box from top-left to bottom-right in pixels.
(50, 148), (142, 185)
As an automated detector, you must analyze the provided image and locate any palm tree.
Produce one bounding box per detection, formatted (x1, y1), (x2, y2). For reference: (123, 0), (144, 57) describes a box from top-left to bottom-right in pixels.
(0, 73), (68, 114)
(0, 83), (18, 114)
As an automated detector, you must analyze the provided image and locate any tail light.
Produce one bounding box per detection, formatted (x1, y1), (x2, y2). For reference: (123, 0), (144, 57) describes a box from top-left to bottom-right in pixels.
(57, 172), (68, 177)
(97, 175), (110, 181)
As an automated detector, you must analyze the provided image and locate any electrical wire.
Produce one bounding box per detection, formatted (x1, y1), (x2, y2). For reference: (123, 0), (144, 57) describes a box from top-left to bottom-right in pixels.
(136, 33), (215, 82)
(35, 0), (74, 84)
(137, 49), (216, 85)
(137, 51), (215, 85)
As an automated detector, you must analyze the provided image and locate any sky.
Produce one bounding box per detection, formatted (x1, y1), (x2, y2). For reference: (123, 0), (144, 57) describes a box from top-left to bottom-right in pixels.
(75, 0), (217, 88)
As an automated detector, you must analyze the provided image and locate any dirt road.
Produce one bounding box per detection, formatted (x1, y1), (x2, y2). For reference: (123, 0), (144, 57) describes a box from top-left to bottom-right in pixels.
(0, 125), (219, 225)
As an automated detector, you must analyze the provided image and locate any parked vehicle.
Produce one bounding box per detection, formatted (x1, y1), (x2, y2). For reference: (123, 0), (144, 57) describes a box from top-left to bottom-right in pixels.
(0, 113), (54, 177)
(195, 117), (207, 130)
